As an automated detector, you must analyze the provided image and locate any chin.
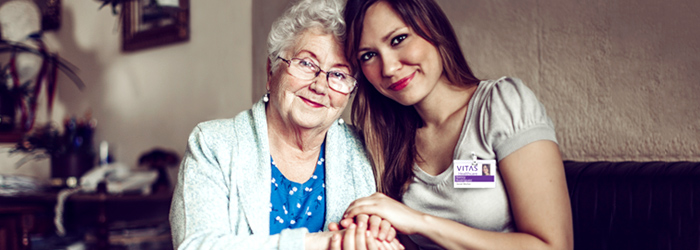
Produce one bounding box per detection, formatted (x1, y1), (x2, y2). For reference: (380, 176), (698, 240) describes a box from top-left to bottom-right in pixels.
(381, 87), (420, 106)
(391, 94), (420, 107)
(290, 114), (328, 130)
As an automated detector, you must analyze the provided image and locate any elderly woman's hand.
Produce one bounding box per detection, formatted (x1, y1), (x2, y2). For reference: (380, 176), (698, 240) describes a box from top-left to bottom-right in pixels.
(329, 219), (404, 250)
(329, 214), (402, 250)
(333, 214), (396, 242)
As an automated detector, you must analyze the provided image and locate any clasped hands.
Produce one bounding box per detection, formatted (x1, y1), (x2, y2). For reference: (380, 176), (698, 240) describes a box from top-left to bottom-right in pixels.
(325, 192), (417, 250)
(327, 213), (402, 250)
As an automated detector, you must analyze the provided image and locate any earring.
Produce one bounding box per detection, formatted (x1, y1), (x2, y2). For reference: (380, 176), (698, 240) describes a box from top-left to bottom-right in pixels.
(263, 92), (269, 103)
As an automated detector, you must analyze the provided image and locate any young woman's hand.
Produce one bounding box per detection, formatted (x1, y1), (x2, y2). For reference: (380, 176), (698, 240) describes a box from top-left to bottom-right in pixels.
(340, 193), (425, 235)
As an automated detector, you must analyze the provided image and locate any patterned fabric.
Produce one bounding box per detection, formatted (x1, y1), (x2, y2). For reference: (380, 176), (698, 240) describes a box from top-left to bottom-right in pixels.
(169, 97), (376, 250)
(269, 143), (326, 234)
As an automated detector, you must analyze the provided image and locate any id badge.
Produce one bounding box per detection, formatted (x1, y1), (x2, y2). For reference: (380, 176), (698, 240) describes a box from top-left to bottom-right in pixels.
(453, 152), (496, 188)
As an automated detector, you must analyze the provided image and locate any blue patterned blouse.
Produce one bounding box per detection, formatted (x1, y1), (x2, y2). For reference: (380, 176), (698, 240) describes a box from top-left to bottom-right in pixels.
(269, 143), (326, 234)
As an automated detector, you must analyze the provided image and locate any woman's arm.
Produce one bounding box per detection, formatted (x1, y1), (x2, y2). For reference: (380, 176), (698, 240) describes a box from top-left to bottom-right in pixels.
(342, 140), (573, 250)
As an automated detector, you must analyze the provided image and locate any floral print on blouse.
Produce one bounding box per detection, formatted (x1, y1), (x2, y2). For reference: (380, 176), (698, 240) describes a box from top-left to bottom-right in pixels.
(269, 143), (326, 235)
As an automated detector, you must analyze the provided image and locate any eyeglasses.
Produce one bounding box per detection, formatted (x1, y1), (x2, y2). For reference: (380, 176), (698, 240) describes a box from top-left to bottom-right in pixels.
(277, 57), (356, 94)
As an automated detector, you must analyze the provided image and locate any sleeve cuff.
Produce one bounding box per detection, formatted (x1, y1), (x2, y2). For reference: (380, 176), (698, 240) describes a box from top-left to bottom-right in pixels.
(494, 124), (558, 161)
(278, 227), (309, 250)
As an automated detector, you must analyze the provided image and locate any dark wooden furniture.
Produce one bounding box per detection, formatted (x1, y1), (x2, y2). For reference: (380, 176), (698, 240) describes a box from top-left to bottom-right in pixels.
(0, 130), (22, 143)
(0, 206), (47, 250)
(0, 189), (172, 250)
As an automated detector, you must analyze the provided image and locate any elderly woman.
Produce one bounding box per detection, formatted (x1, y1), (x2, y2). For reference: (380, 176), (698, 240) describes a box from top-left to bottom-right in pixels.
(169, 0), (376, 249)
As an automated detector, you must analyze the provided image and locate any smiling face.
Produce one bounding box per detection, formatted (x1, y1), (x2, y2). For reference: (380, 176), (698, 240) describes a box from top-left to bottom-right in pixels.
(267, 28), (351, 132)
(357, 1), (446, 106)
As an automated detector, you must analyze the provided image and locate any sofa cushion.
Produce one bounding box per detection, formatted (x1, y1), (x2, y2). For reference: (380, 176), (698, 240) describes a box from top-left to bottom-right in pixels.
(564, 161), (700, 250)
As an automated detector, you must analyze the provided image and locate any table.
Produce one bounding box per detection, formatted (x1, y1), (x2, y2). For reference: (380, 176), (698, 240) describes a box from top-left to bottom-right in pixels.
(0, 188), (172, 250)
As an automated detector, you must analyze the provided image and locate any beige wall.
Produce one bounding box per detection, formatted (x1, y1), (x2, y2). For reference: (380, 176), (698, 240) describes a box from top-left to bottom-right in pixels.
(436, 0), (700, 161)
(0, 0), (253, 178)
(252, 1), (292, 103)
(2, 0), (699, 179)
(254, 0), (700, 162)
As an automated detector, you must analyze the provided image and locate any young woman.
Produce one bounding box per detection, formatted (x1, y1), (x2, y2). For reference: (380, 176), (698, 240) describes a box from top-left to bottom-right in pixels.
(335, 0), (574, 249)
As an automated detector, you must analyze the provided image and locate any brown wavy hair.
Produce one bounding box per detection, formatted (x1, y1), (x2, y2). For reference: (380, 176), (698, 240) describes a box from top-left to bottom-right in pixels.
(344, 0), (481, 200)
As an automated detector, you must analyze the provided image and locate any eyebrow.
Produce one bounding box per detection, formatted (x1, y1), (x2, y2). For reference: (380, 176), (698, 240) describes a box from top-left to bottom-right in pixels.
(332, 64), (351, 73)
(358, 27), (401, 53)
(297, 50), (350, 71)
(382, 27), (401, 43)
(296, 50), (318, 61)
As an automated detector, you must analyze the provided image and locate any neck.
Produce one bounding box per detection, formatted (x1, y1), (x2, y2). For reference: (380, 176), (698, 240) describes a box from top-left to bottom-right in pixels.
(413, 76), (477, 128)
(266, 106), (327, 160)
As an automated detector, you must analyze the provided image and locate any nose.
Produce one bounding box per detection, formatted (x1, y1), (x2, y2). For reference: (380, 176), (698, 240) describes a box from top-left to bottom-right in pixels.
(309, 71), (329, 95)
(381, 53), (401, 78)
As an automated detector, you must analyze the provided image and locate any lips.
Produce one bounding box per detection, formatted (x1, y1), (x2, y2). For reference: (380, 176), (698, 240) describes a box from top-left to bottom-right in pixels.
(299, 96), (325, 108)
(388, 72), (415, 91)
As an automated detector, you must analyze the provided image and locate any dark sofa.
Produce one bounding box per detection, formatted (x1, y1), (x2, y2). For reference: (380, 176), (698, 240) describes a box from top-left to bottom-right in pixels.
(564, 161), (700, 250)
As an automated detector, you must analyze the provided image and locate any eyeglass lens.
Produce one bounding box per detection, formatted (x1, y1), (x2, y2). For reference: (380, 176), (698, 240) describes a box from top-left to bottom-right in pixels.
(288, 58), (354, 93)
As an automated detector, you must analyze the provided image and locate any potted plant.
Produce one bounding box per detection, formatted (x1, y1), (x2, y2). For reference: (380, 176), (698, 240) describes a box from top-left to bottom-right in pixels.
(1, 35), (85, 131)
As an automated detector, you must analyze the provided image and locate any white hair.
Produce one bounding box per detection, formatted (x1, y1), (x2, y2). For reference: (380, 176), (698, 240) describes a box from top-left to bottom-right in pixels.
(267, 0), (347, 72)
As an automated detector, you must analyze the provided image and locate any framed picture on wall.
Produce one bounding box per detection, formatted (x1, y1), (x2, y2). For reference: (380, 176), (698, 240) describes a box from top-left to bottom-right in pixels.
(122, 0), (189, 52)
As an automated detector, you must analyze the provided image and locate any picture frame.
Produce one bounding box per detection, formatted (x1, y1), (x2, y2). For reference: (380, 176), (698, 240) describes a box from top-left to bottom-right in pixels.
(38, 0), (60, 30)
(122, 0), (189, 52)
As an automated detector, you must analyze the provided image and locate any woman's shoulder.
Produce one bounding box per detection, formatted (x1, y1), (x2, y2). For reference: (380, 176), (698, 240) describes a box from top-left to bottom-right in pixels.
(195, 118), (236, 131)
(477, 76), (533, 97)
(470, 76), (557, 157)
(470, 76), (553, 132)
(186, 119), (238, 148)
(189, 108), (257, 144)
(472, 76), (544, 109)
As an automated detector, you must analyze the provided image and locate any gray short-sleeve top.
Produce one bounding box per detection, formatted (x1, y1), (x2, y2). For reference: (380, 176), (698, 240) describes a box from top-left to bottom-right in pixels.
(402, 77), (558, 249)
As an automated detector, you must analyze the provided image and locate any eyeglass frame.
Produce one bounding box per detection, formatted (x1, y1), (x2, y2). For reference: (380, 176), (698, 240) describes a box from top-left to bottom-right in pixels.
(277, 57), (357, 94)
